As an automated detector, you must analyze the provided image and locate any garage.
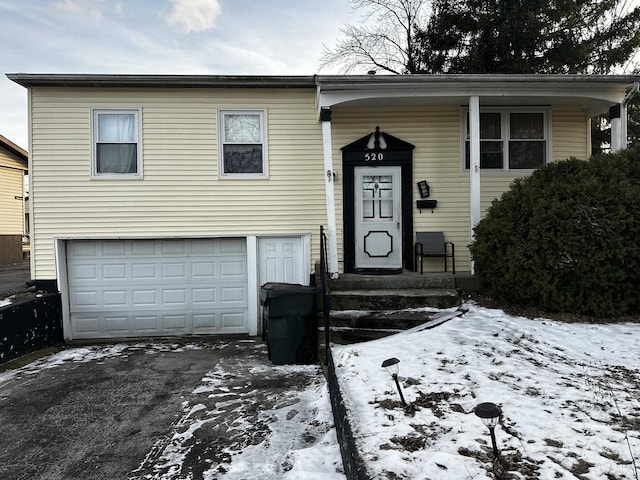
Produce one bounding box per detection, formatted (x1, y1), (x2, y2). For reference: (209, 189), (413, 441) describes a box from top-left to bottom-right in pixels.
(65, 238), (249, 340)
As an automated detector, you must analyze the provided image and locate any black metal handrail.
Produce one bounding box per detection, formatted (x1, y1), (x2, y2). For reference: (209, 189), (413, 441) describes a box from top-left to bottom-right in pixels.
(319, 225), (331, 363)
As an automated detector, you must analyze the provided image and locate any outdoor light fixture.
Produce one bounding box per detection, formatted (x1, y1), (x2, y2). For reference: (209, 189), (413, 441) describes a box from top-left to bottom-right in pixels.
(381, 357), (407, 407)
(474, 402), (502, 458)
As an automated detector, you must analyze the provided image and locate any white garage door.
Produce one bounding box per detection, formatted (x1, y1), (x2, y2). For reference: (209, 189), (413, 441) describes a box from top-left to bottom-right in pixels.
(66, 238), (248, 339)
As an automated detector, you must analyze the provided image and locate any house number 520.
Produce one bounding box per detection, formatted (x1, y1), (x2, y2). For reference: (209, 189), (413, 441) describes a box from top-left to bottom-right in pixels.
(364, 153), (384, 161)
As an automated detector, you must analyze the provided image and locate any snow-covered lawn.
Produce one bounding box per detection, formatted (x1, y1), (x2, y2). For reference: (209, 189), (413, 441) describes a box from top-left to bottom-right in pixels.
(333, 303), (640, 480)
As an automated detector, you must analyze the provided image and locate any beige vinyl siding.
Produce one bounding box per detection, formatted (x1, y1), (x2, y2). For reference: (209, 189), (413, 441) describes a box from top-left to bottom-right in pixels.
(0, 146), (27, 170)
(0, 146), (27, 236)
(551, 105), (590, 161)
(0, 167), (25, 235)
(30, 87), (594, 277)
(29, 87), (326, 279)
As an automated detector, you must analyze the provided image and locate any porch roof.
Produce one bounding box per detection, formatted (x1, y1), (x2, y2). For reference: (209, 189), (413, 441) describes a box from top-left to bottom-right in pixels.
(315, 74), (640, 117)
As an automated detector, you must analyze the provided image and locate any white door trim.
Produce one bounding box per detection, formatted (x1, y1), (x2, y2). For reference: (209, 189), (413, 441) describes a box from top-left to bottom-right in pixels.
(55, 238), (73, 341)
(247, 235), (258, 336)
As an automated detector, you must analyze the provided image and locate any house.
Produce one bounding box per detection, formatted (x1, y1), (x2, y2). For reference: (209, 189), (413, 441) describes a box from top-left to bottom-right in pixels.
(0, 134), (28, 265)
(7, 73), (639, 341)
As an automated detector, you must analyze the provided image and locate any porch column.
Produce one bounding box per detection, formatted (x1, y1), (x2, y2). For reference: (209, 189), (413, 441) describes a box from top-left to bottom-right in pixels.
(610, 104), (624, 153)
(320, 108), (339, 278)
(469, 96), (481, 274)
(612, 82), (640, 153)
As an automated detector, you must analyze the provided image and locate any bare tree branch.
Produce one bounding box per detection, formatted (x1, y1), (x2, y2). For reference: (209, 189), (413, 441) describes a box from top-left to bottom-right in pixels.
(320, 0), (431, 74)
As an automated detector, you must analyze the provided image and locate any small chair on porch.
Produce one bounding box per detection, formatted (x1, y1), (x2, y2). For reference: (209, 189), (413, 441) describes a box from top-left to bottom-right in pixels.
(414, 232), (456, 274)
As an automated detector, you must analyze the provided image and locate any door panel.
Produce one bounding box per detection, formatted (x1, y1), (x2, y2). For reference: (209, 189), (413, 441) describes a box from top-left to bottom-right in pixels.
(354, 166), (402, 270)
(258, 237), (305, 286)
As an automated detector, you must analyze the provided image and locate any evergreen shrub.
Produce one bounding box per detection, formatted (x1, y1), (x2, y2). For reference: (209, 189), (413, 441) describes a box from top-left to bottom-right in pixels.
(470, 146), (640, 317)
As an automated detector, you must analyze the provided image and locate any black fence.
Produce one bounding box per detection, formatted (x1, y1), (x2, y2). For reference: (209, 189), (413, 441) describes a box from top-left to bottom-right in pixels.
(325, 347), (370, 480)
(319, 225), (332, 362)
(320, 225), (370, 479)
(0, 293), (63, 364)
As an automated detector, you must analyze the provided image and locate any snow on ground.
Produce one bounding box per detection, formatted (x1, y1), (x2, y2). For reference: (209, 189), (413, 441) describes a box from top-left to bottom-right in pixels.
(333, 303), (640, 480)
(134, 352), (345, 480)
(0, 341), (345, 479)
(203, 372), (343, 480)
(2, 304), (638, 479)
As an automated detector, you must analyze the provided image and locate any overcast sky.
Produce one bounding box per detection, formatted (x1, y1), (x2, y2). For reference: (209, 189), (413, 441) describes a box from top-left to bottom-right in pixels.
(3, 1), (639, 151)
(1, 0), (361, 149)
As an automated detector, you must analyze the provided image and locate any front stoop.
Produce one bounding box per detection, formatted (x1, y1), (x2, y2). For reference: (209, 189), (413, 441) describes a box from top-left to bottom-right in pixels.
(330, 288), (459, 311)
(318, 272), (471, 345)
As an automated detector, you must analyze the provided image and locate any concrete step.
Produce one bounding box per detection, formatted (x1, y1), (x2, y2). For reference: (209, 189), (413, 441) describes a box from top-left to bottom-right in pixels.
(329, 288), (460, 311)
(320, 326), (403, 345)
(327, 272), (456, 291)
(329, 308), (438, 329)
(314, 270), (466, 346)
(318, 307), (467, 345)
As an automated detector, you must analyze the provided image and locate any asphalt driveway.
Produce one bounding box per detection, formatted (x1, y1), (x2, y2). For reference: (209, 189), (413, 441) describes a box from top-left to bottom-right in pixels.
(0, 340), (343, 480)
(0, 260), (30, 298)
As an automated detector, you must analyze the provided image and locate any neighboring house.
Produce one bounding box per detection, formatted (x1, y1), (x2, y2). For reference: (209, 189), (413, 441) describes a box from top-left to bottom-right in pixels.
(7, 73), (639, 340)
(0, 134), (27, 265)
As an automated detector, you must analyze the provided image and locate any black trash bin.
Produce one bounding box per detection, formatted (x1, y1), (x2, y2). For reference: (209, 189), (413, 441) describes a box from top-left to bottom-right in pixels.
(260, 282), (318, 365)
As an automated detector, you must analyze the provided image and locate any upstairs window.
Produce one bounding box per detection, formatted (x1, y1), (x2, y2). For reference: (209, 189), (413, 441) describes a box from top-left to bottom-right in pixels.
(464, 109), (548, 171)
(219, 109), (267, 178)
(92, 108), (141, 178)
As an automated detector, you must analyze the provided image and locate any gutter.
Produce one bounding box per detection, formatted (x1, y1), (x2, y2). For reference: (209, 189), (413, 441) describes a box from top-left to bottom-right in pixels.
(6, 73), (317, 89)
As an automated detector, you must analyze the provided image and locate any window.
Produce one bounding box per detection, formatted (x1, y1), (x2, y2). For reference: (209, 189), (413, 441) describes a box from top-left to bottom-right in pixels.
(219, 109), (267, 177)
(464, 109), (548, 171)
(92, 108), (141, 178)
(509, 112), (546, 169)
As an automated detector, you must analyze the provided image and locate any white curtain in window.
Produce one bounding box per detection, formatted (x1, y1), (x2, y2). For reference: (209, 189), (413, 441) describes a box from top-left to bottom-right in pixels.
(98, 114), (136, 142)
(97, 113), (137, 174)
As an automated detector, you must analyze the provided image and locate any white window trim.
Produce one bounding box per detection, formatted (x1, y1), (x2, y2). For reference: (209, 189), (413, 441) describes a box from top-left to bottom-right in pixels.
(218, 109), (269, 179)
(461, 107), (551, 174)
(90, 107), (143, 180)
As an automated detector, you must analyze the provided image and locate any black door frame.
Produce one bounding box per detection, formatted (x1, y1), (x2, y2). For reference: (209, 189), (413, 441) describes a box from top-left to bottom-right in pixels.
(341, 127), (414, 273)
